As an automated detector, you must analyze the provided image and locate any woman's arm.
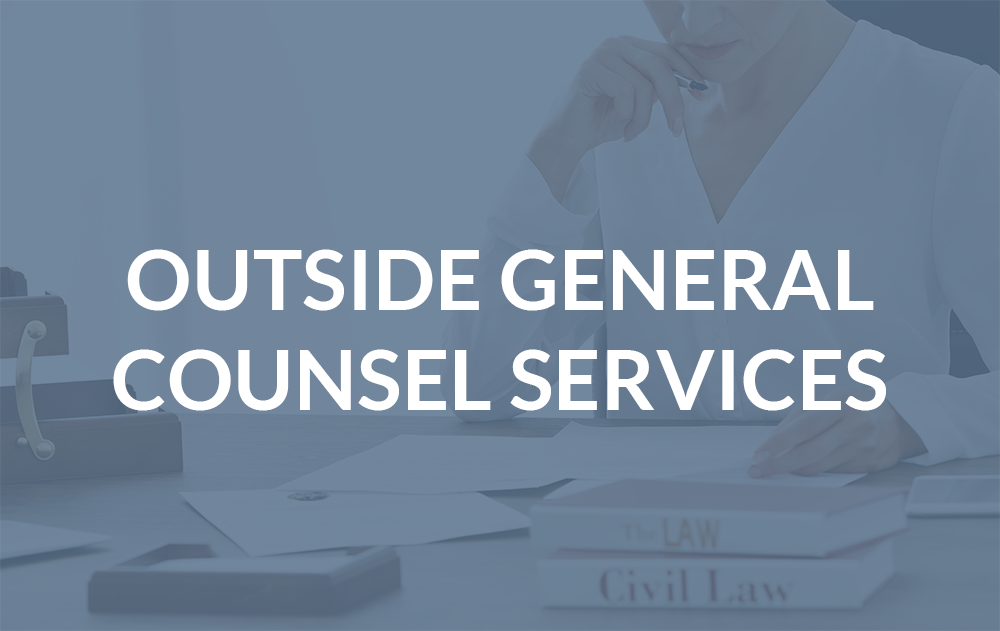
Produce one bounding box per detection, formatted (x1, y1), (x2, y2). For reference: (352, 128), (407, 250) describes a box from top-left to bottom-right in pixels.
(750, 64), (1000, 475)
(440, 153), (604, 420)
(527, 35), (703, 201)
(442, 36), (706, 420)
(884, 64), (999, 465)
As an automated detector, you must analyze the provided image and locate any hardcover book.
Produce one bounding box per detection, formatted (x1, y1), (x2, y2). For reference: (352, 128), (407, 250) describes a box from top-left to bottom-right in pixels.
(530, 479), (906, 557)
(538, 537), (894, 609)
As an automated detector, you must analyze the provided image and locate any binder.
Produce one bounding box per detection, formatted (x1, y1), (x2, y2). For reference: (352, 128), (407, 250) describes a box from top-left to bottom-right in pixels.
(0, 268), (182, 484)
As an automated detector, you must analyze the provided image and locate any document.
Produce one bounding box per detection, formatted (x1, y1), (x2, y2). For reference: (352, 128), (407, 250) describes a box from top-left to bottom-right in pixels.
(543, 424), (865, 497)
(277, 423), (863, 497)
(544, 470), (867, 500)
(0, 520), (110, 560)
(278, 434), (563, 494)
(181, 490), (531, 557)
(548, 422), (776, 480)
(674, 465), (865, 487)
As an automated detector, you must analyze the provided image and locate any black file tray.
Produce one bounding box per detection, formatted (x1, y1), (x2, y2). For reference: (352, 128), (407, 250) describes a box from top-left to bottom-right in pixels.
(1, 276), (183, 484)
(0, 379), (183, 484)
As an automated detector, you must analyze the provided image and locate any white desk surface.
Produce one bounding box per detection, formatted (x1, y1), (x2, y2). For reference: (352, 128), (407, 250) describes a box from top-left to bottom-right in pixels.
(2, 414), (997, 630)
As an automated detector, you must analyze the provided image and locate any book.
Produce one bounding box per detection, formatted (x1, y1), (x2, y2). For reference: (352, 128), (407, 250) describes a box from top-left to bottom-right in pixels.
(530, 479), (906, 557)
(538, 537), (894, 609)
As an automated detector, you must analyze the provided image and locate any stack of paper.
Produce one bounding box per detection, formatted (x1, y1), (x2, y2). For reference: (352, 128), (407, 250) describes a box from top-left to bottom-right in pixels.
(276, 423), (863, 495)
(184, 422), (864, 556)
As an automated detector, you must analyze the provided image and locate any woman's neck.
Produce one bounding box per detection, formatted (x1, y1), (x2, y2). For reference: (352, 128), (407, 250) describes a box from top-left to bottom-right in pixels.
(713, 2), (855, 118)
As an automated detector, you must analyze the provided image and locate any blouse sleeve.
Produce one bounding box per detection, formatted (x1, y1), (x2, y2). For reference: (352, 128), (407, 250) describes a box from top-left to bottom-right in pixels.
(441, 151), (606, 420)
(887, 64), (1000, 465)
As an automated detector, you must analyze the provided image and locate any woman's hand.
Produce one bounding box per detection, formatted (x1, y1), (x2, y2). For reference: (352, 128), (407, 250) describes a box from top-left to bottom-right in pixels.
(748, 388), (928, 477)
(527, 36), (705, 201)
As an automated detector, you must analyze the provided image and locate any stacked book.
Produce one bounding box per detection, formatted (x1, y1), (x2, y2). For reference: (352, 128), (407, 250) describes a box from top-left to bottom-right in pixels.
(530, 480), (907, 609)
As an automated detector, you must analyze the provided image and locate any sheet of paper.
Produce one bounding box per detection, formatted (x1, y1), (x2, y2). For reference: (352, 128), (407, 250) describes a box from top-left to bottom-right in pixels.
(278, 434), (563, 494)
(0, 520), (110, 560)
(544, 469), (866, 500)
(278, 424), (864, 497)
(673, 465), (865, 487)
(549, 422), (776, 481)
(181, 490), (531, 557)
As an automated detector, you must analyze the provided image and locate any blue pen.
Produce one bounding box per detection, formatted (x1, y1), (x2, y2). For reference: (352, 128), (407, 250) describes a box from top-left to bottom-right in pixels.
(674, 71), (708, 91)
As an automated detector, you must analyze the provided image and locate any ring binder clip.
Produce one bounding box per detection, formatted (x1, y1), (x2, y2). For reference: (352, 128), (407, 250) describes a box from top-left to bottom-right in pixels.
(14, 320), (55, 460)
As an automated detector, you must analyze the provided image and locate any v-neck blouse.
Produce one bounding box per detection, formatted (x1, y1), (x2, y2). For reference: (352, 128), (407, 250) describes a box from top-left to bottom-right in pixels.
(455, 21), (998, 466)
(673, 18), (863, 230)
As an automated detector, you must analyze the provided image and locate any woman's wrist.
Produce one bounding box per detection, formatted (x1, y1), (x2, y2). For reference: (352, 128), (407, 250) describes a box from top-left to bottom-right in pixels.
(526, 128), (588, 204)
(885, 402), (927, 461)
(892, 408), (929, 462)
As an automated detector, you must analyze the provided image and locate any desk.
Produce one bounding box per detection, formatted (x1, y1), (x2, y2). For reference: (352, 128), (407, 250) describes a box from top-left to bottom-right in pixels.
(2, 414), (997, 630)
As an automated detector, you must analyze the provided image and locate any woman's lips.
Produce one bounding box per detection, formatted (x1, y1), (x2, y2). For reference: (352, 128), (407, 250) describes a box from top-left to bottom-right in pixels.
(686, 41), (737, 60)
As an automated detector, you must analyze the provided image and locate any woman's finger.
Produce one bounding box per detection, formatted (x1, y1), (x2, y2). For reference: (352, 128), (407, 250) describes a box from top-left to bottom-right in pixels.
(791, 439), (860, 476)
(618, 35), (706, 83)
(617, 45), (686, 136)
(592, 50), (657, 141)
(750, 414), (856, 477)
(580, 60), (635, 119)
(752, 408), (844, 466)
(600, 38), (685, 136)
(773, 400), (805, 428)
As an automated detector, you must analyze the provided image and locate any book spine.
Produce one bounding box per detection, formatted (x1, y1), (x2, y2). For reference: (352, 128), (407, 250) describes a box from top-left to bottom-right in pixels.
(538, 556), (890, 609)
(531, 508), (823, 556)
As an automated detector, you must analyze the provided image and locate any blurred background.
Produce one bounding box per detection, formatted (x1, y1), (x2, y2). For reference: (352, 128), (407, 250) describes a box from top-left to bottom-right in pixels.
(1, 1), (995, 413)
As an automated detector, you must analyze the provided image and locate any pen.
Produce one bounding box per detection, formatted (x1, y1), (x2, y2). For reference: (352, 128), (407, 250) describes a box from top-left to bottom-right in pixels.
(674, 71), (708, 91)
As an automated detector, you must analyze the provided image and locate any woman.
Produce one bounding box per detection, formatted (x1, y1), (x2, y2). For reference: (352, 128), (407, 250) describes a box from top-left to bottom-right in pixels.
(444, 1), (998, 477)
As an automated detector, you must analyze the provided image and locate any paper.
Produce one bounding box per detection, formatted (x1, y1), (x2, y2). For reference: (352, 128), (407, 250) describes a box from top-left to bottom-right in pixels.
(278, 434), (563, 494)
(674, 465), (865, 487)
(542, 424), (865, 497)
(0, 520), (110, 560)
(544, 469), (866, 500)
(181, 490), (531, 557)
(548, 422), (776, 481)
(278, 423), (863, 497)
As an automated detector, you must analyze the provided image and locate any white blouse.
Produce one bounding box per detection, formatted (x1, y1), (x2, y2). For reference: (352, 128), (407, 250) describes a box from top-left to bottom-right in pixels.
(446, 21), (999, 466)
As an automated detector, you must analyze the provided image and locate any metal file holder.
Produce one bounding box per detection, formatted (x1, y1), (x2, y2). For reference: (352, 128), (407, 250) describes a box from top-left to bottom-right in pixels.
(0, 286), (183, 484)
